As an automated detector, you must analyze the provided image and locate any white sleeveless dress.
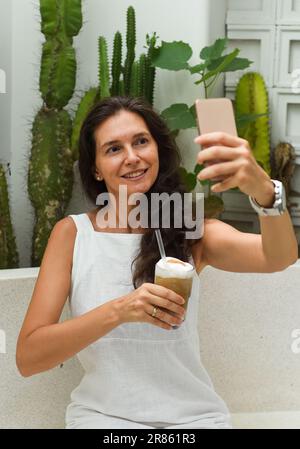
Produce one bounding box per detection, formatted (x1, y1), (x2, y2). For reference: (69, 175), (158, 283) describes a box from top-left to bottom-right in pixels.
(65, 213), (232, 429)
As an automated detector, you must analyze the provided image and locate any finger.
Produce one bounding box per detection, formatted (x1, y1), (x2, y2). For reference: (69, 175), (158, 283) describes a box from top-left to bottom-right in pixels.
(146, 303), (184, 327)
(147, 283), (185, 305)
(210, 173), (239, 193)
(197, 146), (244, 165)
(194, 132), (246, 148)
(197, 159), (240, 181)
(147, 314), (173, 330)
(147, 293), (186, 316)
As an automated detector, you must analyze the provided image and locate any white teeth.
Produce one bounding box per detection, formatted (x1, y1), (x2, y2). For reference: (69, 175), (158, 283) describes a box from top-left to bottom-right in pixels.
(123, 170), (146, 179)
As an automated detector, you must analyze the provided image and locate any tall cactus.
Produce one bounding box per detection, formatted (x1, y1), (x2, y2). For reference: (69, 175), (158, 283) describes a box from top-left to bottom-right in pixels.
(138, 53), (147, 98)
(111, 31), (122, 96)
(235, 72), (271, 175)
(39, 0), (82, 109)
(124, 6), (136, 95)
(129, 60), (141, 97)
(144, 33), (158, 105)
(98, 36), (110, 99)
(0, 164), (19, 268)
(28, 0), (82, 267)
(71, 87), (99, 161)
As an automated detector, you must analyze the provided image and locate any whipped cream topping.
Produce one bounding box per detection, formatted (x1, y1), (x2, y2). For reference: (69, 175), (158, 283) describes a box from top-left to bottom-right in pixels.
(155, 256), (194, 278)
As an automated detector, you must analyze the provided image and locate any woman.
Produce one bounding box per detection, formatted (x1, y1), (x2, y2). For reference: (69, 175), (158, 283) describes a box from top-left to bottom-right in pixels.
(16, 96), (298, 429)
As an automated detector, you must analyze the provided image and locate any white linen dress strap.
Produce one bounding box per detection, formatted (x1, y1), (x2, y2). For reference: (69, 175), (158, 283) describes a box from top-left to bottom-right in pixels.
(68, 213), (93, 234)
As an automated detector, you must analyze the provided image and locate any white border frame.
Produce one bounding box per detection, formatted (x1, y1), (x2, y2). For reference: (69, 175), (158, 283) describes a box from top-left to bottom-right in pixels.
(277, 0), (300, 25)
(225, 25), (276, 88)
(226, 0), (277, 25)
(275, 26), (300, 87)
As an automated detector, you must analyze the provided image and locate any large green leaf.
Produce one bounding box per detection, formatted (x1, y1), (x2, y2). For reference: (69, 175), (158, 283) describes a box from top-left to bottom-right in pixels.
(194, 164), (209, 185)
(196, 49), (240, 84)
(208, 56), (252, 73)
(189, 104), (197, 121)
(204, 195), (224, 218)
(161, 104), (196, 131)
(188, 62), (208, 74)
(178, 167), (197, 192)
(151, 41), (192, 71)
(236, 112), (269, 129)
(200, 38), (228, 61)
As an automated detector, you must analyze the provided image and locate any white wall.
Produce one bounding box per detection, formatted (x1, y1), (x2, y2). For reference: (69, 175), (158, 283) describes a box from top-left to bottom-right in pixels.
(3, 0), (226, 267)
(0, 0), (12, 165)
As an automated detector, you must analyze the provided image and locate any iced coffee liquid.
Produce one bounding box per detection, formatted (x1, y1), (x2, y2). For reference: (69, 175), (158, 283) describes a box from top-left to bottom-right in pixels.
(154, 257), (194, 327)
(154, 275), (193, 311)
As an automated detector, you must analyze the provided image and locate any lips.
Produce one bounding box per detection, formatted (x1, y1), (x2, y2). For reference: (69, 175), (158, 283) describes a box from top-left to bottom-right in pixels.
(122, 169), (148, 179)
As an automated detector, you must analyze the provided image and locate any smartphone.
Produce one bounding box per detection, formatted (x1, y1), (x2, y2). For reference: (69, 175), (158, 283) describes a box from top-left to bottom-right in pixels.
(195, 98), (238, 182)
(195, 98), (237, 136)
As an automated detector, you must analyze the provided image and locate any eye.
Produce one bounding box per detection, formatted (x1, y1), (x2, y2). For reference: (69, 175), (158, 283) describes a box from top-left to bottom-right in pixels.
(106, 146), (120, 154)
(135, 137), (148, 146)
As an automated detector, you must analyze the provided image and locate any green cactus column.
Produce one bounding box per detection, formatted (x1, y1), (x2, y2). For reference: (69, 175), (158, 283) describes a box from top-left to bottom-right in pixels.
(28, 0), (82, 267)
(124, 6), (136, 95)
(0, 164), (19, 268)
(235, 72), (271, 175)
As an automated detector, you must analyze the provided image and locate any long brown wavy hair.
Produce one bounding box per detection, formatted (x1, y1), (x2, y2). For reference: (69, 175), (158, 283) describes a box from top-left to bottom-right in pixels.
(78, 96), (198, 288)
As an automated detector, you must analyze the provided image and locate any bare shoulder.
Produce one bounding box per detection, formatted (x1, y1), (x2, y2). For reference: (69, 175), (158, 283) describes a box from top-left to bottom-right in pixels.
(49, 216), (77, 268)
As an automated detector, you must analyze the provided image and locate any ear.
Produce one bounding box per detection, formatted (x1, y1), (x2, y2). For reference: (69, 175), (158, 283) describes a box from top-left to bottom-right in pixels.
(93, 167), (103, 181)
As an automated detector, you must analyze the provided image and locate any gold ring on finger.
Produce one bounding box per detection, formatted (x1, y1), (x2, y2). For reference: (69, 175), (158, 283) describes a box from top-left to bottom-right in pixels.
(151, 306), (158, 317)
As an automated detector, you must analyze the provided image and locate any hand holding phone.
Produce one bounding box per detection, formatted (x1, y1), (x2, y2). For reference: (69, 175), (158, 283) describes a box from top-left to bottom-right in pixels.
(195, 98), (238, 182)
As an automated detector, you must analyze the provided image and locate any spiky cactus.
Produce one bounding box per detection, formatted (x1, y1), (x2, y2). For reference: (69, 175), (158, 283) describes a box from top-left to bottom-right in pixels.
(144, 33), (158, 105)
(124, 6), (136, 95)
(71, 87), (99, 161)
(111, 31), (122, 96)
(235, 72), (271, 175)
(39, 0), (82, 109)
(98, 36), (110, 99)
(28, 0), (82, 267)
(0, 164), (19, 268)
(129, 61), (141, 97)
(71, 6), (158, 159)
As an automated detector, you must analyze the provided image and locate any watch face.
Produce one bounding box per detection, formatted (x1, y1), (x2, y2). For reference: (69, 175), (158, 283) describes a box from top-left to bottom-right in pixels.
(249, 180), (287, 215)
(274, 180), (286, 213)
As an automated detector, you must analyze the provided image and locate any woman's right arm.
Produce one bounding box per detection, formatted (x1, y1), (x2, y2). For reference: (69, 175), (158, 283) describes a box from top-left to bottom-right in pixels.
(16, 218), (185, 377)
(16, 217), (127, 377)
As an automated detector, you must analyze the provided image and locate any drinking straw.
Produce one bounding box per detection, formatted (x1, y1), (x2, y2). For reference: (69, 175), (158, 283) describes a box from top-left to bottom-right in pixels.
(155, 229), (166, 262)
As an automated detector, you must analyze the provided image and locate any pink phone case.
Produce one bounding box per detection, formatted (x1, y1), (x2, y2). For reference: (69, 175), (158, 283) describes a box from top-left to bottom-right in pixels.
(195, 98), (238, 182)
(195, 98), (237, 137)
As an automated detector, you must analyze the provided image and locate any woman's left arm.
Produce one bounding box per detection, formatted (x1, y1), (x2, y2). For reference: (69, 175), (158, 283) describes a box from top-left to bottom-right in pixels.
(195, 132), (298, 272)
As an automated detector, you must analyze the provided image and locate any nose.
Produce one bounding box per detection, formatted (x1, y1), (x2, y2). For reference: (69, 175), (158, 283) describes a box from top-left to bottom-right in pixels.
(124, 145), (140, 165)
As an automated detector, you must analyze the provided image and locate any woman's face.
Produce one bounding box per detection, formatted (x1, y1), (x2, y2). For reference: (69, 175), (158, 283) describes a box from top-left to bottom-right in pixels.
(93, 110), (159, 199)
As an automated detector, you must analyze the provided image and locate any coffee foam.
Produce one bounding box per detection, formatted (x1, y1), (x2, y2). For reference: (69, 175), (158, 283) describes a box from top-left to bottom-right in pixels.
(155, 257), (194, 279)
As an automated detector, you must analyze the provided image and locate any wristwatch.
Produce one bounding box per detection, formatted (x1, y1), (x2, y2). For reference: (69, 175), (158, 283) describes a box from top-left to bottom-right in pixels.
(248, 179), (286, 216)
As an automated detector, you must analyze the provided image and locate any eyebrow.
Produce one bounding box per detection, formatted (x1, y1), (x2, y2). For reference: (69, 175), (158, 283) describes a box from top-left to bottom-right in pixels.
(99, 132), (151, 150)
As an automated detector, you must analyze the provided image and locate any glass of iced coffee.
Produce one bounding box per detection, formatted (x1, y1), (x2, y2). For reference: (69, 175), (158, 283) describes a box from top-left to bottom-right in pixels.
(154, 256), (194, 329)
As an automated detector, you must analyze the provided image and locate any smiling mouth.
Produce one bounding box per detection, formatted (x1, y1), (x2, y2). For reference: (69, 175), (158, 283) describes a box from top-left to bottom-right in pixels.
(121, 169), (148, 180)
